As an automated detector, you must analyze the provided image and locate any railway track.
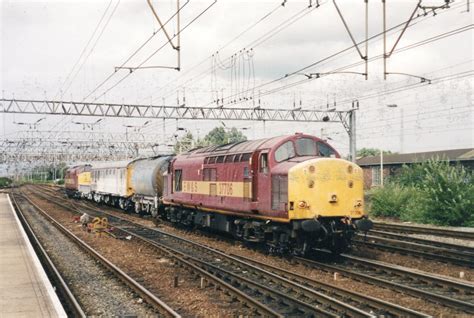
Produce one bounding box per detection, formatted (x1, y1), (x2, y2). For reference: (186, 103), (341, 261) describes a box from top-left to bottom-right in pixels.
(354, 231), (474, 267)
(11, 194), (86, 318)
(296, 253), (474, 314)
(13, 193), (181, 318)
(373, 221), (474, 240)
(26, 186), (429, 317)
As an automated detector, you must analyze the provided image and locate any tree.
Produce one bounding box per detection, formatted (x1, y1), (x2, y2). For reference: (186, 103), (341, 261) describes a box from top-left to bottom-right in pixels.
(357, 148), (393, 157)
(203, 127), (247, 146)
(227, 127), (247, 143)
(203, 127), (228, 145)
(174, 131), (195, 154)
(173, 126), (248, 154)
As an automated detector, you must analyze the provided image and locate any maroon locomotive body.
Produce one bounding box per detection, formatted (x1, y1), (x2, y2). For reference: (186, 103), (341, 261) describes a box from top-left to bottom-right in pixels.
(64, 165), (91, 198)
(161, 133), (370, 254)
(163, 134), (338, 219)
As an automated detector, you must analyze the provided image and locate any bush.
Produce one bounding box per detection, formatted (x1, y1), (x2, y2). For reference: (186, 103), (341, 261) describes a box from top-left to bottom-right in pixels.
(369, 184), (427, 221)
(0, 177), (12, 188)
(369, 184), (411, 218)
(369, 159), (474, 227)
(416, 160), (474, 226)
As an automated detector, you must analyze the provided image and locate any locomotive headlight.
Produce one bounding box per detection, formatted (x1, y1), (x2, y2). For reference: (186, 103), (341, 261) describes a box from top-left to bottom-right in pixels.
(329, 193), (338, 203)
(298, 200), (308, 208)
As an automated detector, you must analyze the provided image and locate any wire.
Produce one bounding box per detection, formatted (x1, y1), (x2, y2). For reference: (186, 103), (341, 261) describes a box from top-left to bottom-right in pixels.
(200, 2), (468, 108)
(83, 0), (217, 103)
(54, 0), (114, 99)
(81, 0), (190, 102)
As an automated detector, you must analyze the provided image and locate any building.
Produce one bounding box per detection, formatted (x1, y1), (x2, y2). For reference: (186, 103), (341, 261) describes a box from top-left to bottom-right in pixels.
(356, 148), (474, 189)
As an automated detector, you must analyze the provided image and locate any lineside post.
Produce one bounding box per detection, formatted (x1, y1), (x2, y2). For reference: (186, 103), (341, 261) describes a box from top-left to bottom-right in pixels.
(349, 101), (358, 163)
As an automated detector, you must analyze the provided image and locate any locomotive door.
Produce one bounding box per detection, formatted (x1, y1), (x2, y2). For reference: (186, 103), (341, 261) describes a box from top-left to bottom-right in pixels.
(251, 152), (259, 202)
(251, 150), (269, 203)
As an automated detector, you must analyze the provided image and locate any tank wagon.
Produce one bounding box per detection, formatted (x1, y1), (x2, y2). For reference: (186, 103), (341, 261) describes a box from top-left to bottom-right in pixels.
(162, 133), (372, 254)
(64, 165), (91, 198)
(127, 156), (172, 215)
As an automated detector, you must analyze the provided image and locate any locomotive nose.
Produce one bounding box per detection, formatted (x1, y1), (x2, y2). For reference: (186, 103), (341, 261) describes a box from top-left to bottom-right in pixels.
(288, 158), (366, 220)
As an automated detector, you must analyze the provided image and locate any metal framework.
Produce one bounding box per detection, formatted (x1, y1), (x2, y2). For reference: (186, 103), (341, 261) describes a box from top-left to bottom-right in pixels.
(0, 130), (170, 165)
(0, 98), (358, 162)
(0, 98), (350, 122)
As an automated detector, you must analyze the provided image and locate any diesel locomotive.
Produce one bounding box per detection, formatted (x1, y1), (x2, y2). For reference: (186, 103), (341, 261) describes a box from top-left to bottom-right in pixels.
(65, 133), (372, 254)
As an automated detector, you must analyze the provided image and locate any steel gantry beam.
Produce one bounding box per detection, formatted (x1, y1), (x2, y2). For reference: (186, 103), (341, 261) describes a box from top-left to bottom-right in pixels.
(0, 98), (346, 122)
(1, 98), (359, 162)
(0, 130), (171, 165)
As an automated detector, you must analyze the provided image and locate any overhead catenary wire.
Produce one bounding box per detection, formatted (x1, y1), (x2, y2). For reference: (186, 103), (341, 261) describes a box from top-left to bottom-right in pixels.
(54, 0), (114, 100)
(196, 2), (467, 109)
(215, 23), (472, 110)
(151, 1), (325, 104)
(81, 0), (191, 102)
(83, 0), (218, 103)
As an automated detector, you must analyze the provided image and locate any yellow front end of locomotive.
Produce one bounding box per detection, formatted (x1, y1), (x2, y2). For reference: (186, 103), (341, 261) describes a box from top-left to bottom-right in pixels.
(288, 158), (365, 220)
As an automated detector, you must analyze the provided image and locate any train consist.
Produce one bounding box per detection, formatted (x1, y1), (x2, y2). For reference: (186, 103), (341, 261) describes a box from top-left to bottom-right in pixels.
(65, 133), (372, 254)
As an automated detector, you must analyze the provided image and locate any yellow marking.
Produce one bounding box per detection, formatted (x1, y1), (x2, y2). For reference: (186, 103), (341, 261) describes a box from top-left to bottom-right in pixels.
(90, 217), (108, 237)
(126, 164), (134, 197)
(288, 158), (365, 220)
(77, 172), (91, 186)
(181, 181), (252, 198)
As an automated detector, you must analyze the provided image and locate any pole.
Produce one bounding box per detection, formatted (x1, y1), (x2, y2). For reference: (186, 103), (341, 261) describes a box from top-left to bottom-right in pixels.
(380, 150), (384, 187)
(400, 108), (404, 153)
(382, 0), (387, 80)
(365, 0), (368, 80)
(349, 109), (356, 162)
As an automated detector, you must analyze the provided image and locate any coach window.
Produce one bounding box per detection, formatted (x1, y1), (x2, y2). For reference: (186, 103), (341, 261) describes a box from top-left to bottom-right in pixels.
(216, 156), (225, 163)
(174, 169), (183, 192)
(260, 153), (269, 173)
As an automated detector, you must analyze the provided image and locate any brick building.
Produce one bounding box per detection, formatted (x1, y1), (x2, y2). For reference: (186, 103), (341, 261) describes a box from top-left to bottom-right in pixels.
(356, 148), (474, 189)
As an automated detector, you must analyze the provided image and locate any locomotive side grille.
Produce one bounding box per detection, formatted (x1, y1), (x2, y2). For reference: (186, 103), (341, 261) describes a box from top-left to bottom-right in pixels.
(272, 175), (288, 210)
(209, 183), (217, 196)
(243, 181), (250, 200)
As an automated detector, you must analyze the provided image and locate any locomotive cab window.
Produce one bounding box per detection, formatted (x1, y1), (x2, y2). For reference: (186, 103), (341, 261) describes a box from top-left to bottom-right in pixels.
(174, 169), (183, 192)
(296, 138), (317, 156)
(259, 153), (269, 173)
(317, 142), (336, 157)
(275, 141), (295, 162)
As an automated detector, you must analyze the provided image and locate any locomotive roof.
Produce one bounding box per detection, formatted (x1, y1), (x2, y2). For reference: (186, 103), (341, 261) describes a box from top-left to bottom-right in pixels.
(183, 134), (313, 157)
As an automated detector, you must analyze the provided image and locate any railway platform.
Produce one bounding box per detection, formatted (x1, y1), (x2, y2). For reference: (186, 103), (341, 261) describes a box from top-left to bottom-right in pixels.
(0, 193), (66, 317)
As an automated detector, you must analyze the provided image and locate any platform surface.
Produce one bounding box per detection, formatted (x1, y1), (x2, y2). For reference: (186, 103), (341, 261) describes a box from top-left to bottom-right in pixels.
(0, 193), (66, 317)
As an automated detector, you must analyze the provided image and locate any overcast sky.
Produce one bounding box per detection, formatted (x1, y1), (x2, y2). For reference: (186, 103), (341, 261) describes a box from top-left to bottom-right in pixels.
(1, 0), (473, 163)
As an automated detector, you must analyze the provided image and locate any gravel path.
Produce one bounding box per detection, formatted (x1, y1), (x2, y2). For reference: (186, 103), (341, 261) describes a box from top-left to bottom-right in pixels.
(16, 195), (161, 317)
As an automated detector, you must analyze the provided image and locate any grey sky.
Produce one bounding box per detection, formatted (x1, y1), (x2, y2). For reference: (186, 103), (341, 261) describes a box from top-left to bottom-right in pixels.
(1, 0), (473, 161)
